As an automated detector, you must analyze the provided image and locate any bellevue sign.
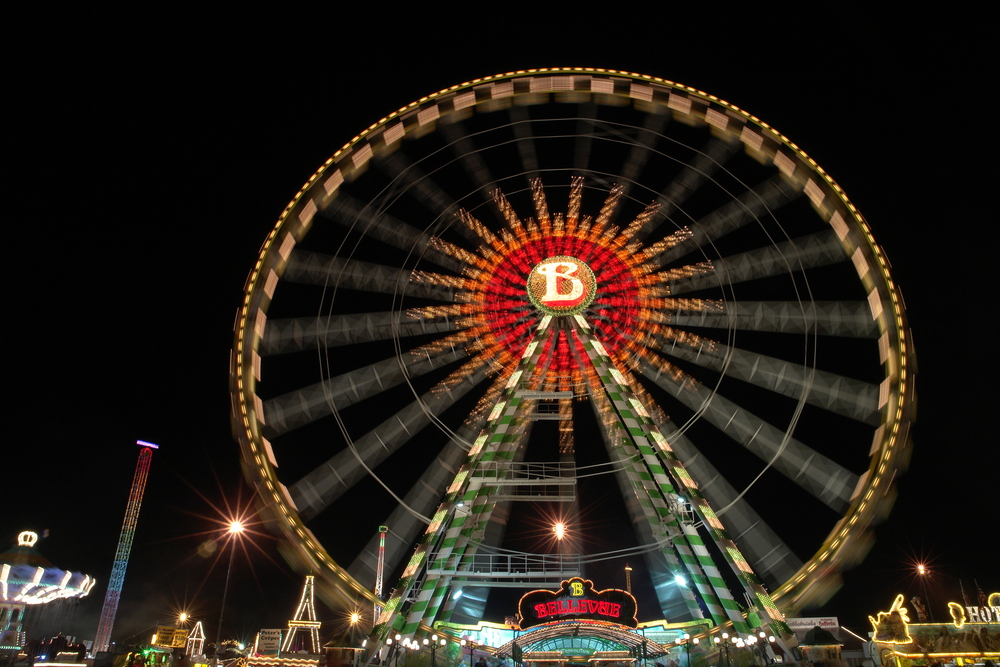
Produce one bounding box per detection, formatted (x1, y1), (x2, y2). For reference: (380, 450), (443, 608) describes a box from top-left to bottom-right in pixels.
(518, 577), (638, 629)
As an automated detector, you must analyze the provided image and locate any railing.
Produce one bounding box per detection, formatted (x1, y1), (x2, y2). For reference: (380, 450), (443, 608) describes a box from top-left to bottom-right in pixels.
(531, 402), (569, 420)
(472, 460), (575, 482)
(472, 461), (576, 499)
(426, 552), (582, 578)
(517, 390), (575, 399)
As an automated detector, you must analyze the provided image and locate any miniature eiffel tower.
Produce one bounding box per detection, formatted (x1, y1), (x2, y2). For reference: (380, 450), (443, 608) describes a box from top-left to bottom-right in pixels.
(186, 621), (205, 656)
(281, 575), (321, 653)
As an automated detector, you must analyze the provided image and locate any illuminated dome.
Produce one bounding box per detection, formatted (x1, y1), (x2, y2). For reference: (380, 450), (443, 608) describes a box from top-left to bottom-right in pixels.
(0, 531), (96, 605)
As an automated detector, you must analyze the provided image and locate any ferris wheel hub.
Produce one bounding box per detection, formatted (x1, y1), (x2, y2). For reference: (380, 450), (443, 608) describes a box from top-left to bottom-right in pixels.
(527, 255), (597, 316)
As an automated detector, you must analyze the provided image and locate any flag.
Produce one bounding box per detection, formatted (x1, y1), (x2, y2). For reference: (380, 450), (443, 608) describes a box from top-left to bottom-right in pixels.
(976, 580), (988, 608)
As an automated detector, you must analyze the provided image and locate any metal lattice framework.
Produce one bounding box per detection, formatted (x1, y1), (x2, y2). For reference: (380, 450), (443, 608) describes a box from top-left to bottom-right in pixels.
(93, 441), (157, 654)
(186, 621), (205, 657)
(231, 69), (915, 642)
(281, 576), (321, 654)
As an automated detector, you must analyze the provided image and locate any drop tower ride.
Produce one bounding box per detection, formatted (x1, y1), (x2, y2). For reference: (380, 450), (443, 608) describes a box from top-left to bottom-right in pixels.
(92, 440), (157, 654)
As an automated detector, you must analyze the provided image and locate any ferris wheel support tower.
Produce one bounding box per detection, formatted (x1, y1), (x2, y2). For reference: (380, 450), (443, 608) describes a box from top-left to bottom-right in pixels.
(373, 525), (388, 625)
(92, 440), (158, 654)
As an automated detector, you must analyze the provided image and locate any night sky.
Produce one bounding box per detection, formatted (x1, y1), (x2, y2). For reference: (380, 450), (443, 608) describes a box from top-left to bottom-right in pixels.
(7, 8), (995, 650)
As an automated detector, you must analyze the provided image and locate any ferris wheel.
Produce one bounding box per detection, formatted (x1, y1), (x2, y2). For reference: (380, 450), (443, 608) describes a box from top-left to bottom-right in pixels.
(230, 69), (915, 636)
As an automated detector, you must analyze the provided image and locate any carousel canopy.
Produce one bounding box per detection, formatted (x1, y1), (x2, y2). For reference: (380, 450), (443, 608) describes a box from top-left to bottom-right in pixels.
(0, 531), (96, 604)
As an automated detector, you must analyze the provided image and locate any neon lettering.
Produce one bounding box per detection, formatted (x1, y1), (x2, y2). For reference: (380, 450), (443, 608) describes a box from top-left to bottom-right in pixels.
(533, 600), (622, 618)
(530, 597), (624, 620)
(524, 578), (635, 625)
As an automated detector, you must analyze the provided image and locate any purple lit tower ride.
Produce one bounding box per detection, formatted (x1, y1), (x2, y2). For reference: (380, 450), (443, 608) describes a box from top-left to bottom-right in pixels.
(92, 440), (157, 654)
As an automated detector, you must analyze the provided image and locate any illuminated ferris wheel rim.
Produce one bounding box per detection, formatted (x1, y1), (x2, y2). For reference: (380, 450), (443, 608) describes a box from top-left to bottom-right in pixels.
(231, 68), (915, 617)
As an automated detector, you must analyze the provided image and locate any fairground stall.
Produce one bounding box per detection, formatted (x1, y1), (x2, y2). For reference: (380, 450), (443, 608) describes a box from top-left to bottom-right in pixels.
(870, 593), (1000, 667)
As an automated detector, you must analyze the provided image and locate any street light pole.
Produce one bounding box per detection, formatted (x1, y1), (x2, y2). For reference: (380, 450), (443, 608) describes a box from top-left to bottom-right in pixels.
(714, 633), (731, 667)
(753, 632), (776, 665)
(461, 639), (476, 667)
(674, 633), (698, 667)
(214, 521), (244, 664)
(350, 613), (361, 647)
(917, 564), (934, 622)
(425, 635), (446, 667)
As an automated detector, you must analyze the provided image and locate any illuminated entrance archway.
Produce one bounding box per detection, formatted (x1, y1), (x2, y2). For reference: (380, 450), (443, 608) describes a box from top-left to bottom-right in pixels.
(495, 621), (672, 663)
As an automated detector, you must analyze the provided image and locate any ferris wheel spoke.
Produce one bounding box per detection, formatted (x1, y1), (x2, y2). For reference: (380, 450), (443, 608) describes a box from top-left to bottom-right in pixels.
(289, 368), (490, 521)
(440, 120), (500, 207)
(651, 408), (802, 586)
(651, 175), (801, 267)
(348, 420), (484, 586)
(616, 111), (669, 195)
(568, 103), (595, 172)
(667, 229), (845, 296)
(510, 106), (540, 180)
(610, 453), (704, 617)
(636, 137), (741, 240)
(596, 402), (700, 620)
(637, 363), (859, 513)
(320, 194), (466, 273)
(581, 115), (659, 145)
(260, 311), (459, 356)
(654, 330), (880, 424)
(656, 419), (804, 588)
(378, 152), (480, 246)
(262, 346), (468, 438)
(668, 300), (879, 337)
(283, 249), (458, 301)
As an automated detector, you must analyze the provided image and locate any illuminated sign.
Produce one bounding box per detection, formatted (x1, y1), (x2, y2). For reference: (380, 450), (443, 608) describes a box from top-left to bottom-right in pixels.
(152, 626), (188, 648)
(787, 617), (839, 631)
(947, 601), (1000, 627)
(256, 629), (282, 655)
(527, 256), (597, 316)
(868, 594), (913, 644)
(871, 594), (1000, 660)
(517, 577), (637, 629)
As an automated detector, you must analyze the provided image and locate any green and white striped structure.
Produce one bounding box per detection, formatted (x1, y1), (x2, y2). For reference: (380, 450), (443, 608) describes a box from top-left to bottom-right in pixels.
(373, 313), (793, 647)
(374, 316), (559, 638)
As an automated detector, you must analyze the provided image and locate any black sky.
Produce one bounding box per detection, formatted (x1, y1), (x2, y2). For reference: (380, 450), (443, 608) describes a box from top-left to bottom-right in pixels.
(7, 7), (995, 649)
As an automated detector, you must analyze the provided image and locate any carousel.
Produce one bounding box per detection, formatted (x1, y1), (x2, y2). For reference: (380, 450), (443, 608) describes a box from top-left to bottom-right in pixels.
(0, 531), (96, 651)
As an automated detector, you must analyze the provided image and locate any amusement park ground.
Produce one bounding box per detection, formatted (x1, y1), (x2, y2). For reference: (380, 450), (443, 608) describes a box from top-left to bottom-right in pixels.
(5, 7), (995, 667)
